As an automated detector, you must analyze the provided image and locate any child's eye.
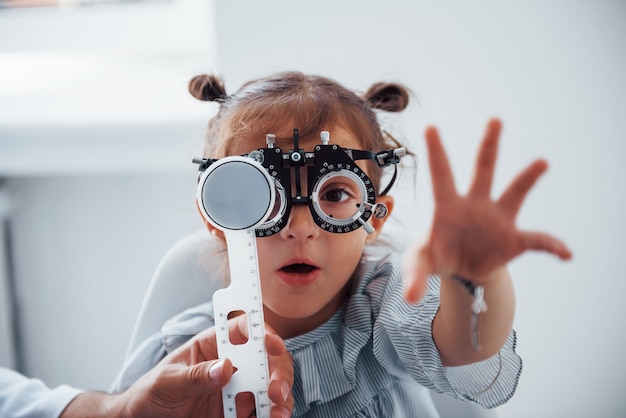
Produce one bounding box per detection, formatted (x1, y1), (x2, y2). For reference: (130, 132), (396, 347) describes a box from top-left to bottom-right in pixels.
(316, 179), (363, 220)
(322, 188), (350, 203)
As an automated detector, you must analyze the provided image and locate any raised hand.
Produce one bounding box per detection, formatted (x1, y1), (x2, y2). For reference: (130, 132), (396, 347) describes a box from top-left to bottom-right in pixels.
(404, 118), (571, 303)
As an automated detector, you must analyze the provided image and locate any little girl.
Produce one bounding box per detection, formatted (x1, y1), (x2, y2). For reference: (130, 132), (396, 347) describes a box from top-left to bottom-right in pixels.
(112, 71), (571, 417)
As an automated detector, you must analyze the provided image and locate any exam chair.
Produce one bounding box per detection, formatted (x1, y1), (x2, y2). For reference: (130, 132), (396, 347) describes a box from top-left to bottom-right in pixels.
(125, 229), (498, 417)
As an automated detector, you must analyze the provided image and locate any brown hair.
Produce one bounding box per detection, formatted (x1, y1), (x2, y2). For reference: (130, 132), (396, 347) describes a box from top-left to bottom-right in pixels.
(188, 71), (411, 191)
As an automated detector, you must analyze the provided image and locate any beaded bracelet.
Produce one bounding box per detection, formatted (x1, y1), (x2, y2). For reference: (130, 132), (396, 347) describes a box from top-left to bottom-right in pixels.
(451, 274), (488, 351)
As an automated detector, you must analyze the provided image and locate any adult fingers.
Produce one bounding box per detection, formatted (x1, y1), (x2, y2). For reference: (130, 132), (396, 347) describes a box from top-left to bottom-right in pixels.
(268, 374), (294, 417)
(268, 347), (294, 416)
(169, 327), (218, 364)
(265, 331), (287, 357)
(166, 358), (233, 397)
(468, 118), (501, 198)
(227, 313), (251, 345)
(271, 406), (292, 418)
(225, 315), (287, 356)
(234, 392), (256, 417)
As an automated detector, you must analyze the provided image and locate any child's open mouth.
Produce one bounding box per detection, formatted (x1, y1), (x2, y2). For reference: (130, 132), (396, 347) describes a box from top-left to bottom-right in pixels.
(281, 263), (318, 274)
(278, 263), (320, 286)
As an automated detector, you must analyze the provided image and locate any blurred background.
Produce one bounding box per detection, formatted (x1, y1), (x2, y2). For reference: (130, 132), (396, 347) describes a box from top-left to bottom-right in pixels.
(1, 0), (624, 416)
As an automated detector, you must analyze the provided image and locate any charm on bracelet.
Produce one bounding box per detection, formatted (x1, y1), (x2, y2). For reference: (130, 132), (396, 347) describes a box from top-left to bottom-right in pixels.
(451, 274), (488, 351)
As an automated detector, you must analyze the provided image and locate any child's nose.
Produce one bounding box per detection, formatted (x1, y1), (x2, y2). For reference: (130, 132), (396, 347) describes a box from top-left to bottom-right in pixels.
(280, 205), (320, 240)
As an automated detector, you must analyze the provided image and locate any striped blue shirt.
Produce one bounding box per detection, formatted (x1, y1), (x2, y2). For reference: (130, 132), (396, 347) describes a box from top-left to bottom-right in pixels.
(111, 250), (522, 417)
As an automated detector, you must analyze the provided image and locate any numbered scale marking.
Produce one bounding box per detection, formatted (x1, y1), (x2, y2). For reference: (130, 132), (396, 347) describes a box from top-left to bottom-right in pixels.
(213, 229), (271, 418)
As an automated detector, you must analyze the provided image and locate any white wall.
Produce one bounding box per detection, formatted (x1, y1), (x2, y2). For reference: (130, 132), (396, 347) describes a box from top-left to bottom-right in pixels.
(3, 173), (204, 388)
(212, 1), (624, 417)
(1, 0), (624, 416)
(0, 0), (218, 390)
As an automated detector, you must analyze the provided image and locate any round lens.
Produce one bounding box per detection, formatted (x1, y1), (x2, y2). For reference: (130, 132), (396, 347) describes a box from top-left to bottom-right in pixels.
(259, 179), (288, 229)
(199, 158), (274, 230)
(311, 170), (367, 225)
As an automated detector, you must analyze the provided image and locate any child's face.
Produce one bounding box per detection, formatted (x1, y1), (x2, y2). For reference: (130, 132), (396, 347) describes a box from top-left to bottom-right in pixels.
(214, 125), (393, 338)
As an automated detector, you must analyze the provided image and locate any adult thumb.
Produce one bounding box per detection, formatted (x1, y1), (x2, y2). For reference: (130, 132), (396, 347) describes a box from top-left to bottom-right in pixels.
(179, 358), (233, 396)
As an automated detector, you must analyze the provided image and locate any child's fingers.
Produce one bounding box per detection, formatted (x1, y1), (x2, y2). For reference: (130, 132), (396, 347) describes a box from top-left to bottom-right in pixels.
(498, 159), (548, 218)
(468, 119), (501, 198)
(518, 230), (573, 260)
(425, 125), (457, 204)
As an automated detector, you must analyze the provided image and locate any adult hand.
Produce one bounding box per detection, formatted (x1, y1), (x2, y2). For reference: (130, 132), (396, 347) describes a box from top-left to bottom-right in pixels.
(404, 118), (572, 303)
(119, 320), (293, 418)
(63, 324), (293, 418)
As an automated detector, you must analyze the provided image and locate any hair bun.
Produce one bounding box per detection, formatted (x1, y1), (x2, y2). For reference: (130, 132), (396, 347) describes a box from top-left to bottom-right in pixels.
(364, 82), (410, 112)
(188, 74), (227, 102)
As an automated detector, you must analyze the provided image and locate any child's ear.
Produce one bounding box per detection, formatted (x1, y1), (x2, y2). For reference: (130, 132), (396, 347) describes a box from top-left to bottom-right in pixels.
(368, 195), (395, 239)
(196, 199), (226, 241)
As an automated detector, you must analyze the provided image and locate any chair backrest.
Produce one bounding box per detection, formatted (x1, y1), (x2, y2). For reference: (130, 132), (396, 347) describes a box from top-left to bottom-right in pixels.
(125, 229), (224, 358)
(126, 229), (498, 417)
